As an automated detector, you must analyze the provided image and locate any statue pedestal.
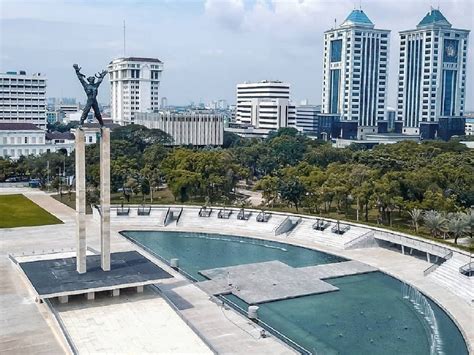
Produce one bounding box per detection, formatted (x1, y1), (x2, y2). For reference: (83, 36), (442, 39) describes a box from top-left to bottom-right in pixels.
(75, 129), (87, 273)
(100, 128), (111, 271)
(75, 127), (111, 273)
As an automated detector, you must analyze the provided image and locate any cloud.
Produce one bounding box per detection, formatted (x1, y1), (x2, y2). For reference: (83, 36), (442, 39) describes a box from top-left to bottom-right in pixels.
(204, 0), (245, 30)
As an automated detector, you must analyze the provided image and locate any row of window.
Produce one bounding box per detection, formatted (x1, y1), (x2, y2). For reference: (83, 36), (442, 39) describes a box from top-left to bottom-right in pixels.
(2, 136), (44, 144)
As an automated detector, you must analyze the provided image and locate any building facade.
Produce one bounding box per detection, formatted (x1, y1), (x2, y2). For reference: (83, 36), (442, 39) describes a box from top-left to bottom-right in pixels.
(108, 57), (163, 126)
(295, 105), (321, 135)
(397, 9), (470, 138)
(135, 110), (224, 146)
(0, 71), (47, 129)
(0, 123), (73, 159)
(236, 81), (296, 130)
(322, 10), (390, 139)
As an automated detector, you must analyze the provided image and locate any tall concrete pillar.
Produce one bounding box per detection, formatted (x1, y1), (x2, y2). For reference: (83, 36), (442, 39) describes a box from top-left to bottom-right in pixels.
(75, 129), (87, 273)
(100, 128), (111, 271)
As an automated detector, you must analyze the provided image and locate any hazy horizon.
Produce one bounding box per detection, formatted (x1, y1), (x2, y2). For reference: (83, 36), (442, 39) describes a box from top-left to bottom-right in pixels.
(1, 0), (473, 109)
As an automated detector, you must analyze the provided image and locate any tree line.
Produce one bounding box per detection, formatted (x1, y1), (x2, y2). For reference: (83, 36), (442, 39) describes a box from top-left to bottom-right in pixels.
(1, 125), (472, 244)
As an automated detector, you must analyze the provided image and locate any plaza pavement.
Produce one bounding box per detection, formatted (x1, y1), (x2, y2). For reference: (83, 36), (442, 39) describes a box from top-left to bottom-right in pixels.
(1, 188), (472, 354)
(0, 189), (295, 355)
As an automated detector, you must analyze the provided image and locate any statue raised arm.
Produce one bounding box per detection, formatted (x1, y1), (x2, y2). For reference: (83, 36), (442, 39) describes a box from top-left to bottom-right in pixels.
(73, 63), (107, 127)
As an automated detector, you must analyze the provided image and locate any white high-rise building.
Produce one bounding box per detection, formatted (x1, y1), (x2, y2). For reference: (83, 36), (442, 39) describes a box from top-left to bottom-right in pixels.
(108, 57), (163, 125)
(0, 71), (47, 129)
(322, 9), (390, 139)
(236, 81), (296, 130)
(398, 9), (470, 136)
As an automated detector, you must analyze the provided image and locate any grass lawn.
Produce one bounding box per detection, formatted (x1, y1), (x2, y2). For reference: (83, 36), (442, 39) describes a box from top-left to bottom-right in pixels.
(0, 194), (63, 228)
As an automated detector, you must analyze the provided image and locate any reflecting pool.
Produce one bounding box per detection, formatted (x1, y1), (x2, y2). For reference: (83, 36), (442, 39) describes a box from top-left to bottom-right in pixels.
(123, 230), (467, 355)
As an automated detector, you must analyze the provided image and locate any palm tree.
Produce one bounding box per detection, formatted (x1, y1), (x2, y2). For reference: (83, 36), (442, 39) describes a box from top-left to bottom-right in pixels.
(408, 208), (423, 233)
(446, 213), (468, 244)
(463, 209), (474, 239)
(423, 210), (447, 238)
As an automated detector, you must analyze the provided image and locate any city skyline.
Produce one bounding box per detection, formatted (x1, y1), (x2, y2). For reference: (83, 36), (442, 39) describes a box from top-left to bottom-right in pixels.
(1, 0), (472, 109)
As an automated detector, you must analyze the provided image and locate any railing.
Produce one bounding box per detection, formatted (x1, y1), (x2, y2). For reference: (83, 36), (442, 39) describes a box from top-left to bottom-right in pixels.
(175, 208), (184, 224)
(163, 207), (171, 226)
(343, 231), (375, 249)
(423, 250), (453, 276)
(374, 230), (449, 258)
(459, 262), (474, 277)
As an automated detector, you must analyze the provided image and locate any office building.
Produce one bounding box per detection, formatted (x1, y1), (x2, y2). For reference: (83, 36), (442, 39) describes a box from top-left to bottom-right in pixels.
(108, 57), (163, 125)
(397, 8), (470, 139)
(236, 81), (296, 130)
(0, 71), (47, 129)
(322, 9), (390, 139)
(295, 105), (321, 135)
(135, 110), (224, 146)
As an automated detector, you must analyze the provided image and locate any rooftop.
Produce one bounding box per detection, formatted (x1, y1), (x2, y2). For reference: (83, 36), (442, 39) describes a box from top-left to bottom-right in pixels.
(340, 9), (374, 28)
(109, 57), (163, 64)
(46, 131), (75, 140)
(0, 123), (43, 131)
(417, 8), (452, 28)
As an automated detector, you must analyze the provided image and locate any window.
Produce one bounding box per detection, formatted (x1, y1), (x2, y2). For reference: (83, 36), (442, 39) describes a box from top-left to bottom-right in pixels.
(24, 137), (28, 144)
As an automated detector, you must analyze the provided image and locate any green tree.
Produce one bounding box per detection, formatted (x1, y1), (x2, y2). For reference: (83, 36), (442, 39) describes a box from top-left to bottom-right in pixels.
(423, 210), (447, 238)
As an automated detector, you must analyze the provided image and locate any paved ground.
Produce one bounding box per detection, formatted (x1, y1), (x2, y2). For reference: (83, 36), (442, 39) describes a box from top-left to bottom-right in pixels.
(198, 260), (339, 304)
(54, 287), (212, 354)
(2, 189), (473, 354)
(1, 189), (294, 355)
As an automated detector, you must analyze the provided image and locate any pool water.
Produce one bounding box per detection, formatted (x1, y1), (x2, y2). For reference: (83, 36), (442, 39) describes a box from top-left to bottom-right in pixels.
(123, 230), (468, 355)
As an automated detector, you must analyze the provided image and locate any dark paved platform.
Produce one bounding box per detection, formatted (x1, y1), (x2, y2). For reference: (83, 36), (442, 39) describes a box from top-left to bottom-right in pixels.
(19, 251), (172, 298)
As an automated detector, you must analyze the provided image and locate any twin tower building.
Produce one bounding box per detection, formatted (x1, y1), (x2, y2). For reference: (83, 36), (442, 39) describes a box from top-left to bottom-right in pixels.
(322, 8), (469, 140)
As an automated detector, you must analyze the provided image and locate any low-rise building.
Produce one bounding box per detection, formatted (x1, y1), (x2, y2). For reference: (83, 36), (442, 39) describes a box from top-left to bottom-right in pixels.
(0, 123), (73, 159)
(70, 120), (120, 145)
(295, 105), (321, 135)
(135, 110), (224, 146)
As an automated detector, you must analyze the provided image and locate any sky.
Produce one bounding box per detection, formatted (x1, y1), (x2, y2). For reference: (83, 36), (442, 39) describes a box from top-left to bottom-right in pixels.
(1, 0), (473, 109)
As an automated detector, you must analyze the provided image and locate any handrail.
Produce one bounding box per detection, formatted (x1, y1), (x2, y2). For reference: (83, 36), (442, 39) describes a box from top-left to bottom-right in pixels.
(273, 216), (290, 235)
(175, 207), (184, 224)
(163, 207), (171, 226)
(343, 231), (374, 249)
(423, 250), (453, 276)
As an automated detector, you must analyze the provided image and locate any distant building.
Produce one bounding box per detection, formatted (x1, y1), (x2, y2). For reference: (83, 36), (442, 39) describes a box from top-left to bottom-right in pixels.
(397, 8), (470, 140)
(322, 9), (390, 139)
(135, 110), (224, 146)
(236, 80), (296, 130)
(0, 71), (47, 129)
(46, 110), (61, 124)
(465, 118), (474, 136)
(160, 97), (168, 109)
(295, 105), (321, 135)
(70, 120), (120, 145)
(0, 123), (73, 159)
(108, 57), (164, 125)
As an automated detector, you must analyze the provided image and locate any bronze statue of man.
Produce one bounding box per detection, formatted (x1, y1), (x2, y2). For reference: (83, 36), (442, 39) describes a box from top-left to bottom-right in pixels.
(73, 64), (107, 126)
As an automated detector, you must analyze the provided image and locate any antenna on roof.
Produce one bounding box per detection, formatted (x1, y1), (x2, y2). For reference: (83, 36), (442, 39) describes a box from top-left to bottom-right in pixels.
(334, 18), (337, 29)
(359, 0), (362, 10)
(123, 20), (126, 56)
